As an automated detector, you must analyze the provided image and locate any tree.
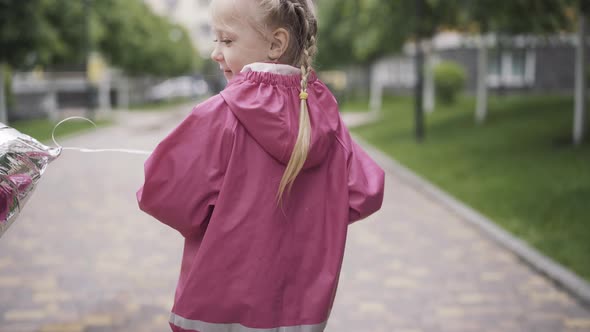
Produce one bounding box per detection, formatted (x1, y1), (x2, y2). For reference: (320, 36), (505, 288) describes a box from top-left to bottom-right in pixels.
(316, 0), (402, 68)
(316, 0), (458, 69)
(317, 0), (458, 141)
(93, 0), (199, 77)
(0, 0), (46, 123)
(0, 0), (200, 123)
(37, 0), (90, 68)
(459, 0), (573, 125)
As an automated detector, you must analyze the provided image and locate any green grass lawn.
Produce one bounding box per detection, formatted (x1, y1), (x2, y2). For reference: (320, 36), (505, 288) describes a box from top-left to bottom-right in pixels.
(11, 118), (111, 143)
(345, 94), (590, 282)
(337, 95), (371, 113)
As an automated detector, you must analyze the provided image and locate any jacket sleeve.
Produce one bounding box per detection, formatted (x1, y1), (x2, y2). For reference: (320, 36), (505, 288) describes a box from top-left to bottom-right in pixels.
(348, 140), (385, 223)
(136, 102), (233, 237)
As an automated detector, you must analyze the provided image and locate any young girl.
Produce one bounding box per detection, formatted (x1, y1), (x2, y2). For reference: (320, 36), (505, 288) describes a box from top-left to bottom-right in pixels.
(137, 0), (385, 331)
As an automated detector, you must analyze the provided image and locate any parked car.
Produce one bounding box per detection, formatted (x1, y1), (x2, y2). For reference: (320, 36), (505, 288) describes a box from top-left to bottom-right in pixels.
(147, 75), (209, 102)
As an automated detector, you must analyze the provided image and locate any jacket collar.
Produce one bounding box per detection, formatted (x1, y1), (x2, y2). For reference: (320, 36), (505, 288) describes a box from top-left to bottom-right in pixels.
(240, 62), (300, 76)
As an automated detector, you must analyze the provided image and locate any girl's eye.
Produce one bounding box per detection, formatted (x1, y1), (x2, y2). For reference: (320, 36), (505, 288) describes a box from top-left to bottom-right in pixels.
(213, 39), (232, 45)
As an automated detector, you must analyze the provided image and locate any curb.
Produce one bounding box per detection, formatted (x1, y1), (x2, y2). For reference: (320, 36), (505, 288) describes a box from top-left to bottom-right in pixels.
(352, 134), (590, 310)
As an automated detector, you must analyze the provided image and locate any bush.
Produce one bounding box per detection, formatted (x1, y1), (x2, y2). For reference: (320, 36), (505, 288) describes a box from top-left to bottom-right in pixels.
(434, 61), (466, 105)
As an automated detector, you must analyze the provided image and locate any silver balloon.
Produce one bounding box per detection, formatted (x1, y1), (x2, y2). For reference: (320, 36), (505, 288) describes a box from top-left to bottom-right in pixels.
(0, 123), (61, 238)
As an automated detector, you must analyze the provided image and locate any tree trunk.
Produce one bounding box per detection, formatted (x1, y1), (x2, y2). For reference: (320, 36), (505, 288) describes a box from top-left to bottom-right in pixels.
(0, 63), (7, 124)
(574, 13), (587, 145)
(476, 36), (489, 125)
(414, 0), (425, 142)
(415, 41), (425, 142)
(496, 35), (506, 96)
(424, 44), (435, 113)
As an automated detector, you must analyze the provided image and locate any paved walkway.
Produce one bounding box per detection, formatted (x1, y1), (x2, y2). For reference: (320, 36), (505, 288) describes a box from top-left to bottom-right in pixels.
(0, 107), (589, 332)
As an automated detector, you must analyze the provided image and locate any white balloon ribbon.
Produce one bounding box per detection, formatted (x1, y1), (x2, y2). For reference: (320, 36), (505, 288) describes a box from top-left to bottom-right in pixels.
(51, 117), (152, 156)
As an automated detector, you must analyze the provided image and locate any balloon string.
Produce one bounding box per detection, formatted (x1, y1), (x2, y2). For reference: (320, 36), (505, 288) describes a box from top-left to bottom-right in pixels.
(51, 116), (152, 156)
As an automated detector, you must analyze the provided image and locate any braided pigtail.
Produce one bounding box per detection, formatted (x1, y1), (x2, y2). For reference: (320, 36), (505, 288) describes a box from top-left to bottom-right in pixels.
(276, 0), (318, 204)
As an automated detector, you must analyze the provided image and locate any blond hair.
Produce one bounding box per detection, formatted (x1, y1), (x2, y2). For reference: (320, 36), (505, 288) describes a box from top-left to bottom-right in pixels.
(255, 0), (318, 203)
(210, 0), (319, 203)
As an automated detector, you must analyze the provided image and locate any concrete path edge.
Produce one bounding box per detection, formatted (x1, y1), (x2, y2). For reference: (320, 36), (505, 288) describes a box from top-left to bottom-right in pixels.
(352, 134), (590, 310)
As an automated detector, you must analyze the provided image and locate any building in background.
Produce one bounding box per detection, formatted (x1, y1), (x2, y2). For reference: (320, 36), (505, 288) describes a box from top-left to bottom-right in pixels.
(143, 0), (213, 59)
(347, 32), (590, 106)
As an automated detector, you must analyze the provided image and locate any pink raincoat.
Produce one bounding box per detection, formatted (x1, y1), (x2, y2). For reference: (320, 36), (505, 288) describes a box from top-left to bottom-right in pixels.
(137, 64), (385, 332)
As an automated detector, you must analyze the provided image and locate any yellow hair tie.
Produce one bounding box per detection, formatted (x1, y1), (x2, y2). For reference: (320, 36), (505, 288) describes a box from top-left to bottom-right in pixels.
(299, 91), (308, 100)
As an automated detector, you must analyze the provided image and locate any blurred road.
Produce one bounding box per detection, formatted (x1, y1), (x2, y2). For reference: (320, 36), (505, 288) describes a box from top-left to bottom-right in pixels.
(0, 106), (589, 332)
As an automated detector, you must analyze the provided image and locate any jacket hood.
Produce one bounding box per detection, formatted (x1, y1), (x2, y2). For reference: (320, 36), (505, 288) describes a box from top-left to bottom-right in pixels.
(220, 69), (340, 169)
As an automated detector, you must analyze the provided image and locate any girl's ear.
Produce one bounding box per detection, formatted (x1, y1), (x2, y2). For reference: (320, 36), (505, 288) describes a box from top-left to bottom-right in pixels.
(268, 28), (289, 61)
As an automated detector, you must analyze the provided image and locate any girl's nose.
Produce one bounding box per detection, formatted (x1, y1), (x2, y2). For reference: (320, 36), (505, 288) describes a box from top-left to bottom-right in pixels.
(211, 46), (223, 63)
